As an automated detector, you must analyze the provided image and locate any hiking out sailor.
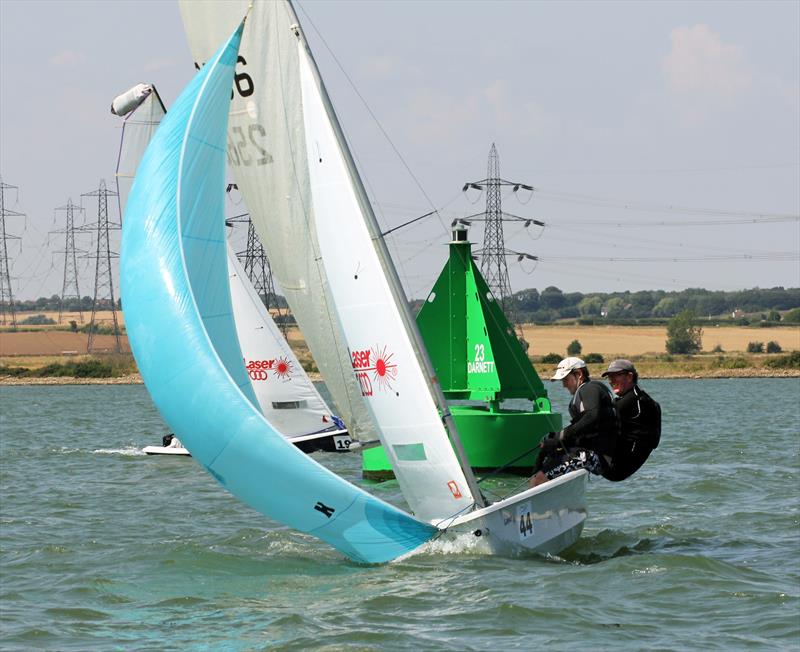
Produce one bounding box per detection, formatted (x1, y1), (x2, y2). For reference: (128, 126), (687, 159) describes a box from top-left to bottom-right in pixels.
(162, 433), (183, 449)
(530, 357), (618, 487)
(601, 359), (661, 481)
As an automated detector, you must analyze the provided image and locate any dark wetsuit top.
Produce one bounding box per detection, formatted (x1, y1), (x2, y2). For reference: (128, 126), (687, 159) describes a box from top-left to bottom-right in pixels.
(562, 379), (618, 461)
(602, 385), (661, 482)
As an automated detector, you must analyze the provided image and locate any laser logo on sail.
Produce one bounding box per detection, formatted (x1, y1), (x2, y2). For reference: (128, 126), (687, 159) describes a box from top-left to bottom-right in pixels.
(351, 345), (398, 396)
(245, 357), (293, 382)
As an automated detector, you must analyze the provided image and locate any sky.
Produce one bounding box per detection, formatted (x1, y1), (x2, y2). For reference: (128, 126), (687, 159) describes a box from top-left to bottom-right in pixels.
(1, 0), (798, 302)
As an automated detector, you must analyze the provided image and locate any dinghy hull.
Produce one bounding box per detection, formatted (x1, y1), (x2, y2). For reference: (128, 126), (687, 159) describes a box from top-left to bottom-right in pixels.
(143, 446), (191, 456)
(442, 470), (588, 555)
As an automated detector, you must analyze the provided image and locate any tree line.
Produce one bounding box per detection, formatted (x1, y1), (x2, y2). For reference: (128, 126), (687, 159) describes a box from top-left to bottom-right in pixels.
(8, 286), (800, 325)
(509, 286), (800, 324)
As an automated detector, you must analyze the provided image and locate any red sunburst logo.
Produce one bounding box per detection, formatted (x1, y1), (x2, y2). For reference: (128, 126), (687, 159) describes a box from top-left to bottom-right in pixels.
(274, 356), (292, 380)
(370, 345), (397, 391)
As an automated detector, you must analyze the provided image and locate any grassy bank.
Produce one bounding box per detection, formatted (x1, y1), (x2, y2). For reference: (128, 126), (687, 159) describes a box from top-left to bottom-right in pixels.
(533, 351), (800, 380)
(0, 354), (137, 381)
(1, 350), (798, 385)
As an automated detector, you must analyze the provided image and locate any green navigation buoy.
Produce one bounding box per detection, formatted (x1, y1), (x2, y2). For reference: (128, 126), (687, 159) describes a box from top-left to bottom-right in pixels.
(362, 224), (561, 479)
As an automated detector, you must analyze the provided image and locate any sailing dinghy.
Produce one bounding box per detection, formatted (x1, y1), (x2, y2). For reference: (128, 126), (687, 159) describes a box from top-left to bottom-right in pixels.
(112, 82), (351, 456)
(171, 0), (589, 559)
(117, 4), (588, 562)
(121, 19), (442, 563)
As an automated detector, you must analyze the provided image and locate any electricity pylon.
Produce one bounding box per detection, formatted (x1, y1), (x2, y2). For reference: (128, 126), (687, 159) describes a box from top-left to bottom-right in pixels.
(242, 218), (286, 335)
(81, 179), (121, 353)
(226, 197), (286, 335)
(53, 199), (85, 324)
(0, 178), (24, 327)
(462, 144), (541, 322)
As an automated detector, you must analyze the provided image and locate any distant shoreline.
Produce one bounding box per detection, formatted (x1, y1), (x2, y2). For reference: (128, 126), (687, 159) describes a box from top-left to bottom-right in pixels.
(2, 369), (797, 386)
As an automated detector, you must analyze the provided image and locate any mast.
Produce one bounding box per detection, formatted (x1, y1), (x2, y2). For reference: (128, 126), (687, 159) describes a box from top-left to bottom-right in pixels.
(288, 1), (484, 507)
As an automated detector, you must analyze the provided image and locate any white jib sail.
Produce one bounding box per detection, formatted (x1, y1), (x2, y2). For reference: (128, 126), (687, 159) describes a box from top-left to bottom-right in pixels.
(178, 0), (375, 444)
(113, 84), (166, 219)
(295, 38), (475, 523)
(226, 245), (342, 438)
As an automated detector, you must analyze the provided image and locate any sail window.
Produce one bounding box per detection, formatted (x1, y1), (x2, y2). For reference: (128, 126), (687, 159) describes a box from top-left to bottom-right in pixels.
(272, 400), (308, 410)
(393, 443), (427, 461)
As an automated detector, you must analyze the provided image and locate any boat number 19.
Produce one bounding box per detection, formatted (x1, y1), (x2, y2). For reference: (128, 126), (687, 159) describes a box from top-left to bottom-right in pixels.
(333, 435), (352, 450)
(517, 502), (533, 539)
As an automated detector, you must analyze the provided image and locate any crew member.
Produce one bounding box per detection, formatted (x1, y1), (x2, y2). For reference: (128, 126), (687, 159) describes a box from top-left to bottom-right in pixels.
(601, 359), (661, 481)
(531, 357), (618, 487)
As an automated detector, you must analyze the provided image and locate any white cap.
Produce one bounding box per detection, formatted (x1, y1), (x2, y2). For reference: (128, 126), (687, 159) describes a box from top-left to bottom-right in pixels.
(551, 357), (586, 381)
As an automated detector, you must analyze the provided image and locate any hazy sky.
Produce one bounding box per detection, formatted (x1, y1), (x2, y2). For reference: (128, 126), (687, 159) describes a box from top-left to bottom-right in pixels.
(1, 0), (798, 302)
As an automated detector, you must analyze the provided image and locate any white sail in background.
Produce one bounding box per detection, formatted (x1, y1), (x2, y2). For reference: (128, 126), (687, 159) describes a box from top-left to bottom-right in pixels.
(112, 78), (344, 447)
(178, 0), (375, 445)
(226, 245), (343, 438)
(113, 83), (166, 217)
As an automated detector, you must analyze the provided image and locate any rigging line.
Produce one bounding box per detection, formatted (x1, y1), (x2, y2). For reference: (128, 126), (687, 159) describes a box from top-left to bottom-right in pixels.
(295, 0), (450, 238)
(379, 190), (466, 215)
(339, 133), (417, 302)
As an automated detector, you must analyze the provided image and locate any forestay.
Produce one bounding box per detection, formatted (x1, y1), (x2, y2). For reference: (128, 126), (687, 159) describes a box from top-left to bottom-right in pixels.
(120, 20), (436, 562)
(178, 0), (374, 445)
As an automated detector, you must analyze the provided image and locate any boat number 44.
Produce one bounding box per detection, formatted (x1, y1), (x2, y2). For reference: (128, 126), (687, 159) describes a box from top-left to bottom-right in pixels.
(517, 502), (534, 539)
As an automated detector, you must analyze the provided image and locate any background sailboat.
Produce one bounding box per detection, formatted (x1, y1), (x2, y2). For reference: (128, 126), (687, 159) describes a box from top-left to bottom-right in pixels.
(111, 81), (351, 454)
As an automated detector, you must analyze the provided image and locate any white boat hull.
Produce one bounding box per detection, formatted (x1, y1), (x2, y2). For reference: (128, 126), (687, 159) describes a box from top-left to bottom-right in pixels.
(142, 446), (191, 456)
(441, 470), (588, 555)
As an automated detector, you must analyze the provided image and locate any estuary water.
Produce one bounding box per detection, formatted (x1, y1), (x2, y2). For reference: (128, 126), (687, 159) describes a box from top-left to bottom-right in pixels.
(1, 379), (798, 651)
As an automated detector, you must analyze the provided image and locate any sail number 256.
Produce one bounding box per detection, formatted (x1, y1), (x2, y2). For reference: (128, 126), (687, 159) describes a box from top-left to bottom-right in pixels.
(228, 124), (272, 167)
(192, 55), (273, 168)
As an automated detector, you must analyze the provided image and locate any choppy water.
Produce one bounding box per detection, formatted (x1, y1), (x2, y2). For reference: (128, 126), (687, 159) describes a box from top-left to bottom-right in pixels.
(1, 379), (798, 650)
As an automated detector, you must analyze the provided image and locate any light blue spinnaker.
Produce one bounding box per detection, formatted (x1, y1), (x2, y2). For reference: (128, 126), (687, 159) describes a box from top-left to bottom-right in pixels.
(120, 20), (436, 563)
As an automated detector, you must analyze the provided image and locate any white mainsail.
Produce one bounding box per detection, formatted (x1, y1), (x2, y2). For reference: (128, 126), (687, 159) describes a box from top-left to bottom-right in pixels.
(179, 0), (482, 523)
(179, 0), (375, 445)
(295, 39), (479, 522)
